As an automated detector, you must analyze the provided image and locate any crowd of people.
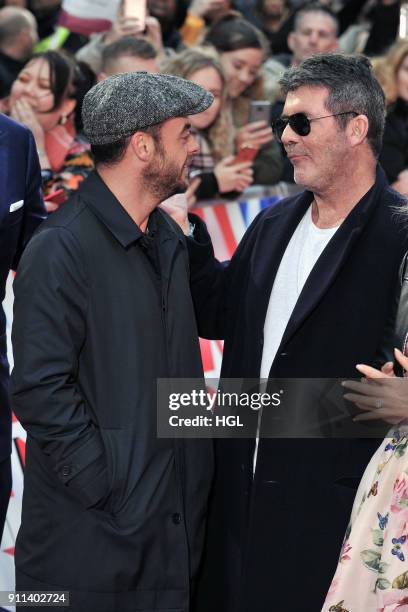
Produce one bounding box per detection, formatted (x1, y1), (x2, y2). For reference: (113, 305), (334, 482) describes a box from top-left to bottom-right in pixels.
(2, 1), (408, 612)
(0, 0), (404, 209)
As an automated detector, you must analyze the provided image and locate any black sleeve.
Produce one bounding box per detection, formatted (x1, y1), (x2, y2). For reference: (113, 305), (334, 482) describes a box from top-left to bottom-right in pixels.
(374, 254), (407, 373)
(187, 209), (265, 339)
(195, 171), (219, 201)
(379, 114), (407, 184)
(11, 226), (110, 509)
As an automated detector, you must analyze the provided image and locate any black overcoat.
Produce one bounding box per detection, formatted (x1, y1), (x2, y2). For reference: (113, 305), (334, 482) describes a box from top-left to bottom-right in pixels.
(189, 167), (408, 611)
(11, 171), (213, 612)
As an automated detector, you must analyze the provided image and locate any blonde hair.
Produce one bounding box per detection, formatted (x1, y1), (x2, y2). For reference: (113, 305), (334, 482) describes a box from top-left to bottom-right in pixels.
(162, 47), (234, 162)
(373, 38), (408, 105)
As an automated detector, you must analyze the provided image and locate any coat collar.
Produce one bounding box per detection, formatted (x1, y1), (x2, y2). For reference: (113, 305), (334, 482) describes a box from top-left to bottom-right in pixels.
(78, 170), (146, 248)
(248, 165), (388, 348)
(78, 170), (184, 251)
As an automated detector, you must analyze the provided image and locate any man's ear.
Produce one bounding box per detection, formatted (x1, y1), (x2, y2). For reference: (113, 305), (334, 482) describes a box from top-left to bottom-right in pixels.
(348, 114), (369, 148)
(97, 71), (107, 82)
(129, 131), (153, 162)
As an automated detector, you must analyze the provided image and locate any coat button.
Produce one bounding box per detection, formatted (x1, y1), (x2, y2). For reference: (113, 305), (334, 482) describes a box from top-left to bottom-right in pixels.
(172, 513), (182, 525)
(62, 465), (71, 476)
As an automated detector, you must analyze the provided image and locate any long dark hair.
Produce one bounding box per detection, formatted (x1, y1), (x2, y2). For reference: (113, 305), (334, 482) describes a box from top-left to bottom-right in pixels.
(26, 50), (95, 131)
(204, 12), (269, 56)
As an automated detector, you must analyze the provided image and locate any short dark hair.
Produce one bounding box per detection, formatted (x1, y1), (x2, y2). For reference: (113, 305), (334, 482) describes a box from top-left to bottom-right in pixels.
(101, 36), (157, 72)
(91, 124), (162, 166)
(0, 10), (32, 47)
(294, 3), (339, 36)
(279, 53), (385, 158)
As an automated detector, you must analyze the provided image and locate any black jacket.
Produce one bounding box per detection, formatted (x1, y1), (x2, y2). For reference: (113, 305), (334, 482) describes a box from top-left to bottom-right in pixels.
(11, 171), (213, 612)
(396, 253), (408, 355)
(188, 167), (408, 612)
(379, 98), (408, 184)
(381, 251), (408, 374)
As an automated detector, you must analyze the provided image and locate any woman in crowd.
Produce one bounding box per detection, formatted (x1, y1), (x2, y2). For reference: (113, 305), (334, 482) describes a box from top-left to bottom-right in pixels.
(163, 46), (254, 200)
(7, 50), (94, 211)
(323, 251), (408, 610)
(374, 38), (408, 197)
(204, 12), (283, 186)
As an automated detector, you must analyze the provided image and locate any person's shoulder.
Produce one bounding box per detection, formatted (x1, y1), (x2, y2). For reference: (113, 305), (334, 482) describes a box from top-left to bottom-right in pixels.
(20, 195), (91, 273)
(377, 185), (408, 240)
(39, 192), (89, 234)
(381, 184), (408, 209)
(0, 113), (31, 138)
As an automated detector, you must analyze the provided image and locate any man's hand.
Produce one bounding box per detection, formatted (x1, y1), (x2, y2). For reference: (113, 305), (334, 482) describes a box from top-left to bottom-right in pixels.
(10, 98), (46, 150)
(144, 16), (165, 56)
(342, 348), (408, 424)
(235, 121), (273, 151)
(214, 156), (254, 193)
(104, 15), (145, 44)
(159, 176), (202, 234)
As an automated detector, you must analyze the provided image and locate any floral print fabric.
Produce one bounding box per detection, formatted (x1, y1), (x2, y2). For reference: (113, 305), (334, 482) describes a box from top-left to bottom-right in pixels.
(323, 431), (408, 612)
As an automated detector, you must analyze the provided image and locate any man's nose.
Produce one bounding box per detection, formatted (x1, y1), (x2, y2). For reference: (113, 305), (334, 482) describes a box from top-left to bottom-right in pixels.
(281, 122), (299, 146)
(189, 133), (200, 155)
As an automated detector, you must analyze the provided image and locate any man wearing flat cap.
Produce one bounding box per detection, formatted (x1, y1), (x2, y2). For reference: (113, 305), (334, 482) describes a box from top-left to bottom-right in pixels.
(10, 71), (214, 612)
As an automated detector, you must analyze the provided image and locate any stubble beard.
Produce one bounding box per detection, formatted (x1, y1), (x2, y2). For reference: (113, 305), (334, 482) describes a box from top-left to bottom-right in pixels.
(142, 149), (188, 203)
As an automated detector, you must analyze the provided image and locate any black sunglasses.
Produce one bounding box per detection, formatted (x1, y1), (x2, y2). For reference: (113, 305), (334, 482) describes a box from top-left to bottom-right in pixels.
(272, 111), (358, 142)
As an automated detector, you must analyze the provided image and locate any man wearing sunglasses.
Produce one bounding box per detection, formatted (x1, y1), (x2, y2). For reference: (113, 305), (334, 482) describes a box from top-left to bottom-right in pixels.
(164, 53), (408, 611)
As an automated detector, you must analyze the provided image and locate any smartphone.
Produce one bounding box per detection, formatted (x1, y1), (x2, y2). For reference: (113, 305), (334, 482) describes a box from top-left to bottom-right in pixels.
(122, 0), (146, 29)
(232, 146), (258, 165)
(249, 100), (272, 125)
(44, 188), (66, 206)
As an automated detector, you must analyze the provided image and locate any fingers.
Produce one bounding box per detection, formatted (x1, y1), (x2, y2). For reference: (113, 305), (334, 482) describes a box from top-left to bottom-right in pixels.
(381, 361), (395, 376)
(355, 363), (390, 379)
(220, 155), (237, 167)
(245, 129), (273, 146)
(230, 161), (254, 172)
(343, 391), (384, 407)
(246, 120), (268, 131)
(45, 200), (60, 213)
(342, 379), (383, 396)
(186, 176), (201, 196)
(395, 348), (408, 372)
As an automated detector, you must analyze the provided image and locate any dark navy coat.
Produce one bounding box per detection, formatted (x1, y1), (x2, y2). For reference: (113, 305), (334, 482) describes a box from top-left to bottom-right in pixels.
(0, 113), (44, 462)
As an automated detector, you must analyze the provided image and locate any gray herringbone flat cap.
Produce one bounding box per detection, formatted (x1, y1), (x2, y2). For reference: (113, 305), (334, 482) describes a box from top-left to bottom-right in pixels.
(82, 71), (214, 145)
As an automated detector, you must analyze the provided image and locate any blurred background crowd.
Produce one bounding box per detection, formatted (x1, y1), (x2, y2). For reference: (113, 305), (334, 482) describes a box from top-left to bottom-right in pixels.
(0, 0), (407, 210)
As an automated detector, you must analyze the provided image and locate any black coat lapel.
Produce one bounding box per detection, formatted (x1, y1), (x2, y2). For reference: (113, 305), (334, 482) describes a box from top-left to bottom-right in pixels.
(279, 168), (387, 349)
(248, 190), (314, 337)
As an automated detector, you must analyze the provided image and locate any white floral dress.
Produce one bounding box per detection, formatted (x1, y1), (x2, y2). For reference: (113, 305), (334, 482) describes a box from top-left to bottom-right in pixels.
(323, 430), (408, 612)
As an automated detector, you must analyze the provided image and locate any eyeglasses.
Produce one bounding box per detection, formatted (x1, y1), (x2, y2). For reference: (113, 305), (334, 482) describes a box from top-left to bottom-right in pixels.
(272, 111), (358, 142)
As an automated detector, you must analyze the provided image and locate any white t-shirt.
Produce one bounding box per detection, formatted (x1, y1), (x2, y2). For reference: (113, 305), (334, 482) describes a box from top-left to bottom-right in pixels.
(253, 206), (340, 472)
(260, 205), (339, 378)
